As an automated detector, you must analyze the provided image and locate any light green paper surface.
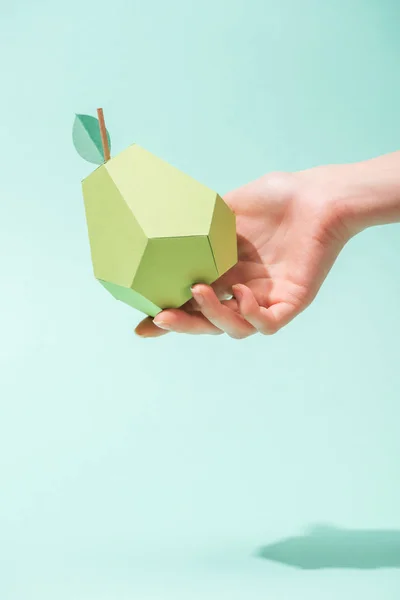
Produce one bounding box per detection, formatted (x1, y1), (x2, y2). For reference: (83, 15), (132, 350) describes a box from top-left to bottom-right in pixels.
(82, 166), (148, 288)
(133, 235), (219, 309)
(105, 145), (218, 238)
(209, 195), (237, 275)
(82, 146), (237, 315)
(73, 114), (111, 165)
(98, 280), (162, 317)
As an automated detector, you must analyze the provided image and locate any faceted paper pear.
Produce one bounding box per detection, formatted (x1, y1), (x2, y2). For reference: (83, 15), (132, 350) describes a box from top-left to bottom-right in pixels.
(82, 144), (237, 316)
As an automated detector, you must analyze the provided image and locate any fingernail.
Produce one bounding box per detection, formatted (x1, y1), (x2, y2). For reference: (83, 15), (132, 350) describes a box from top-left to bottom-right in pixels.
(233, 287), (243, 301)
(191, 288), (204, 306)
(153, 319), (171, 330)
(190, 286), (204, 306)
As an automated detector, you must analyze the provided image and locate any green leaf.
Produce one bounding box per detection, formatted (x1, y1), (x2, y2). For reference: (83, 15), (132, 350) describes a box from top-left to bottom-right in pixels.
(72, 114), (111, 165)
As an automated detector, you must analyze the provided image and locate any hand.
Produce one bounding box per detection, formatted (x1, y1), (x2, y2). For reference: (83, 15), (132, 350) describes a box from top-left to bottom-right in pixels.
(135, 168), (354, 339)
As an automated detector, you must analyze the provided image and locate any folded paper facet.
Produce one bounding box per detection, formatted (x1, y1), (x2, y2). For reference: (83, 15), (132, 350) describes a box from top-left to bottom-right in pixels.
(82, 144), (237, 316)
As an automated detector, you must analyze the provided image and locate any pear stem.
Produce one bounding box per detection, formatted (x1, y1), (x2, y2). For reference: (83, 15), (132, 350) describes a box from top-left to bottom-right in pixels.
(97, 108), (111, 162)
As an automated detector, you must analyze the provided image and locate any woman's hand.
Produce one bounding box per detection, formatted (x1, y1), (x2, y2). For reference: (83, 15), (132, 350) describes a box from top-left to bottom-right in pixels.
(136, 150), (400, 339)
(135, 165), (355, 339)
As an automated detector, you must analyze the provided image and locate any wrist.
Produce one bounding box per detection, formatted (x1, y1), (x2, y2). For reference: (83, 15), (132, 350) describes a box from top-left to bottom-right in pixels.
(299, 153), (400, 242)
(335, 153), (400, 236)
(329, 169), (377, 239)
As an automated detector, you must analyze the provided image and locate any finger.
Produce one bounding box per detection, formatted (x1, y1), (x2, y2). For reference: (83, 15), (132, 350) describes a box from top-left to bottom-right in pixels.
(220, 298), (239, 311)
(135, 317), (171, 338)
(186, 288), (233, 312)
(232, 284), (296, 334)
(135, 297), (239, 338)
(189, 297), (239, 313)
(153, 308), (223, 335)
(135, 299), (235, 337)
(191, 284), (255, 339)
(136, 311), (222, 337)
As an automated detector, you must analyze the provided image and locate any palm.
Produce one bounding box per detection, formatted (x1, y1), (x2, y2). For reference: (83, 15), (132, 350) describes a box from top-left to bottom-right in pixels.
(221, 176), (338, 309)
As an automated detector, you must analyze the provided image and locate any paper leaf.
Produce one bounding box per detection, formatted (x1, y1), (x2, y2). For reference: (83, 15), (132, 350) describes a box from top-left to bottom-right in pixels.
(73, 114), (111, 165)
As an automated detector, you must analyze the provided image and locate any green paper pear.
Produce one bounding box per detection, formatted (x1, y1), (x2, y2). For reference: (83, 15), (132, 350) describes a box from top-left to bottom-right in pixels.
(74, 110), (238, 316)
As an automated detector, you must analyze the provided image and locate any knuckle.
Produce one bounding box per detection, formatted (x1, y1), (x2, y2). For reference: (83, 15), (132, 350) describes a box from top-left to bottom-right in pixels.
(239, 308), (252, 320)
(201, 304), (218, 318)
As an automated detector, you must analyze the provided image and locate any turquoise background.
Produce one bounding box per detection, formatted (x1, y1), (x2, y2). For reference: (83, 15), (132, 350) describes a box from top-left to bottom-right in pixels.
(1, 0), (400, 598)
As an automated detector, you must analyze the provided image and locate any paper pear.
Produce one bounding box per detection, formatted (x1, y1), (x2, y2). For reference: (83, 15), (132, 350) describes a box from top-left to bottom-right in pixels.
(75, 112), (238, 317)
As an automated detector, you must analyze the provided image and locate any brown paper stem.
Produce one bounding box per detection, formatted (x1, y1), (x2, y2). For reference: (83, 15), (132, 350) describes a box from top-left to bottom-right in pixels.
(97, 108), (111, 162)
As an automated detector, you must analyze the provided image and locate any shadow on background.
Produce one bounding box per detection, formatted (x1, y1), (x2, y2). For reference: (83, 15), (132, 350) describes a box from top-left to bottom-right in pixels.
(256, 524), (400, 570)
